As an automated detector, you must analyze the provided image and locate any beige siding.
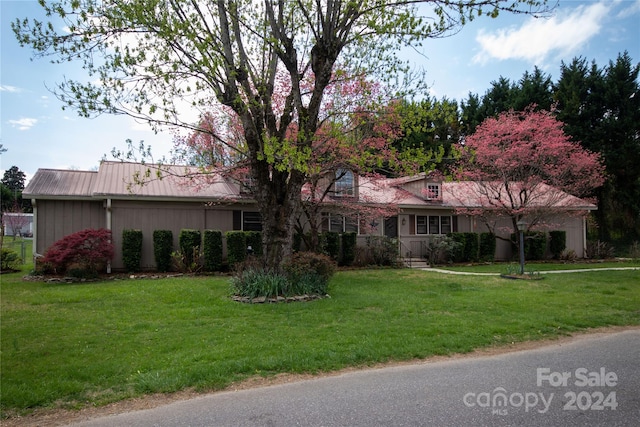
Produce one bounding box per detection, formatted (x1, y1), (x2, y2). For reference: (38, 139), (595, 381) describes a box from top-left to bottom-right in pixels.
(34, 200), (105, 255)
(109, 200), (236, 270)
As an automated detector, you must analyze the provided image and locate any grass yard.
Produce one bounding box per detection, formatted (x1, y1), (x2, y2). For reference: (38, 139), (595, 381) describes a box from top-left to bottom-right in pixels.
(435, 260), (640, 273)
(1, 265), (639, 417)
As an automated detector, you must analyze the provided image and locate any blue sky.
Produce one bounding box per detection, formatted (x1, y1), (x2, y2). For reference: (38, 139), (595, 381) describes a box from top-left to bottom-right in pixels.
(2, 0), (639, 181)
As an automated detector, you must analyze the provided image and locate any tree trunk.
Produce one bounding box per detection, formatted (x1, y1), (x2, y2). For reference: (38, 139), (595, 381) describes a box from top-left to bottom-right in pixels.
(253, 168), (305, 271)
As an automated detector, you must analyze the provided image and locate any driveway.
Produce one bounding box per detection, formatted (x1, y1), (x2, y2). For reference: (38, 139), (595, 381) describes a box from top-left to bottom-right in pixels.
(69, 328), (640, 427)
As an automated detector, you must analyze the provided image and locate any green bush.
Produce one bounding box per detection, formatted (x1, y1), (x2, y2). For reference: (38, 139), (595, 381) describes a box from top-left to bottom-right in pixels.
(512, 231), (548, 260)
(203, 230), (223, 271)
(171, 248), (203, 273)
(425, 235), (461, 265)
(479, 232), (496, 262)
(244, 231), (263, 257)
(179, 229), (201, 267)
(122, 229), (143, 272)
(341, 232), (357, 266)
(322, 231), (340, 261)
(226, 231), (246, 266)
(283, 251), (336, 286)
(355, 236), (400, 267)
(1, 248), (21, 271)
(153, 230), (173, 272)
(549, 231), (566, 259)
(448, 232), (479, 262)
(231, 252), (335, 299)
(526, 231), (547, 260)
(230, 266), (289, 299)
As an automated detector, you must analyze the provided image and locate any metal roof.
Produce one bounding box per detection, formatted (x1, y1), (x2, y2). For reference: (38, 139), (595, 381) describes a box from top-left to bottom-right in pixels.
(23, 168), (98, 199)
(23, 162), (241, 201)
(23, 161), (596, 210)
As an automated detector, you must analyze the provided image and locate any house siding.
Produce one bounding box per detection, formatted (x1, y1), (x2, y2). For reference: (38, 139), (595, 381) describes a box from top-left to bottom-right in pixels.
(109, 200), (237, 270)
(33, 199), (104, 255)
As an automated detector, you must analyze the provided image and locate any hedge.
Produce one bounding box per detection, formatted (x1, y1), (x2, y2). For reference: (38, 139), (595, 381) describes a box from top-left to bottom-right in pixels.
(153, 230), (173, 272)
(179, 229), (202, 266)
(341, 232), (357, 266)
(512, 231), (548, 260)
(549, 230), (566, 259)
(323, 231), (340, 261)
(203, 230), (223, 271)
(479, 232), (496, 262)
(122, 229), (143, 272)
(226, 231), (246, 266)
(448, 232), (479, 262)
(245, 231), (263, 257)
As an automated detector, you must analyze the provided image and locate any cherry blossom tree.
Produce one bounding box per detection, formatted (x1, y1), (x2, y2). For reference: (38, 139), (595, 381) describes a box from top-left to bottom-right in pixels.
(453, 107), (605, 239)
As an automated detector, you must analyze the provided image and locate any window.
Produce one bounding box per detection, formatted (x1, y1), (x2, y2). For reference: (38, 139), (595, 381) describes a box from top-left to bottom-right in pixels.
(416, 216), (428, 234)
(428, 216), (440, 234)
(334, 169), (354, 197)
(416, 215), (454, 235)
(242, 211), (262, 231)
(425, 183), (441, 200)
(323, 213), (359, 233)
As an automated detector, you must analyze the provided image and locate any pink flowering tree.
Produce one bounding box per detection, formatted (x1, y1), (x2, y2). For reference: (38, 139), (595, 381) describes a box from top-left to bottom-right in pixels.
(174, 73), (438, 252)
(453, 107), (605, 240)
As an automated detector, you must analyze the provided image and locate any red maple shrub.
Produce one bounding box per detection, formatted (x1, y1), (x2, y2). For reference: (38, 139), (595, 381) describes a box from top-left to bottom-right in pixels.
(42, 228), (114, 275)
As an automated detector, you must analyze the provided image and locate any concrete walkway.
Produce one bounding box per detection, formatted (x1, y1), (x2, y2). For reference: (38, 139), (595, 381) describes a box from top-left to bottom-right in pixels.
(424, 266), (640, 276)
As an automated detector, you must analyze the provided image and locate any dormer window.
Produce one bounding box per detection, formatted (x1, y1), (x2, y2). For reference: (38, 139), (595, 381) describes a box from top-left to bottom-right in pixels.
(425, 183), (441, 200)
(334, 168), (354, 197)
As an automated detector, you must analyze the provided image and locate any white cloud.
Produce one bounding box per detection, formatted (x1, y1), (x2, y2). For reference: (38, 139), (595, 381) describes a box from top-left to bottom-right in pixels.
(616, 0), (640, 18)
(8, 118), (38, 131)
(0, 85), (22, 93)
(472, 2), (611, 65)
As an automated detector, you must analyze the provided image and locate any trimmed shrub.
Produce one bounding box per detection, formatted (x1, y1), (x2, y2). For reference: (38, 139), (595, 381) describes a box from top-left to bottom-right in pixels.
(42, 228), (114, 274)
(549, 231), (566, 259)
(1, 248), (21, 271)
(448, 232), (479, 262)
(226, 231), (246, 266)
(479, 232), (496, 262)
(203, 230), (223, 271)
(244, 231), (263, 257)
(179, 229), (202, 266)
(122, 229), (143, 272)
(341, 232), (357, 266)
(322, 231), (340, 261)
(153, 230), (173, 272)
(512, 231), (547, 260)
(525, 231), (547, 260)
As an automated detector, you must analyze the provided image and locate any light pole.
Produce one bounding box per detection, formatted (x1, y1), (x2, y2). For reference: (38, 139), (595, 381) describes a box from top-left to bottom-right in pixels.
(516, 219), (527, 275)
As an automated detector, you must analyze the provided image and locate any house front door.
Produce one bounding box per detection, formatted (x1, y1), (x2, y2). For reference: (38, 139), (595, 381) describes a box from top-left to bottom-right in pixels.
(384, 216), (398, 238)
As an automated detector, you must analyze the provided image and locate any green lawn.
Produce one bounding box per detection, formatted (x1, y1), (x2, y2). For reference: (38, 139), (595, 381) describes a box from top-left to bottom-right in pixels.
(1, 265), (639, 416)
(434, 260), (640, 273)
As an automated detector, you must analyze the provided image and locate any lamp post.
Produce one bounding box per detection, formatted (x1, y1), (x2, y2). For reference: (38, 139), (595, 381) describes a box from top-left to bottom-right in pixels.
(516, 219), (527, 275)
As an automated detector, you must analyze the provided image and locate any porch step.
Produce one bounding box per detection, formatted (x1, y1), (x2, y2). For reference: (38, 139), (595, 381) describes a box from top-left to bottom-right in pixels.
(403, 258), (430, 269)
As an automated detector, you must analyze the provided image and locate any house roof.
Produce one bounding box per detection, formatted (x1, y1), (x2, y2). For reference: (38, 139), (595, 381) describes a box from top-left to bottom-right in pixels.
(24, 161), (242, 202)
(24, 162), (596, 210)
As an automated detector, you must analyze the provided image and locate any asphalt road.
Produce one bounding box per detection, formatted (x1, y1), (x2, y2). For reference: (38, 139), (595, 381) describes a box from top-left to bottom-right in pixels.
(72, 329), (640, 427)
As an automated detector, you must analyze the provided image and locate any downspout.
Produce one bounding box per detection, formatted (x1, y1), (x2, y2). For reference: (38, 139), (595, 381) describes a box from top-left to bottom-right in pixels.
(31, 199), (38, 262)
(106, 198), (112, 273)
(583, 215), (587, 259)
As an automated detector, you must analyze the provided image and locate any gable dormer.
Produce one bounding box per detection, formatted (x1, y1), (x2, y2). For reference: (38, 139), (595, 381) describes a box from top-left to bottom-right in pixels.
(396, 172), (443, 202)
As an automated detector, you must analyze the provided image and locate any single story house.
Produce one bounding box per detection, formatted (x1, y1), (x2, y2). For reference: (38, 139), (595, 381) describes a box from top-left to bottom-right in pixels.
(23, 161), (596, 271)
